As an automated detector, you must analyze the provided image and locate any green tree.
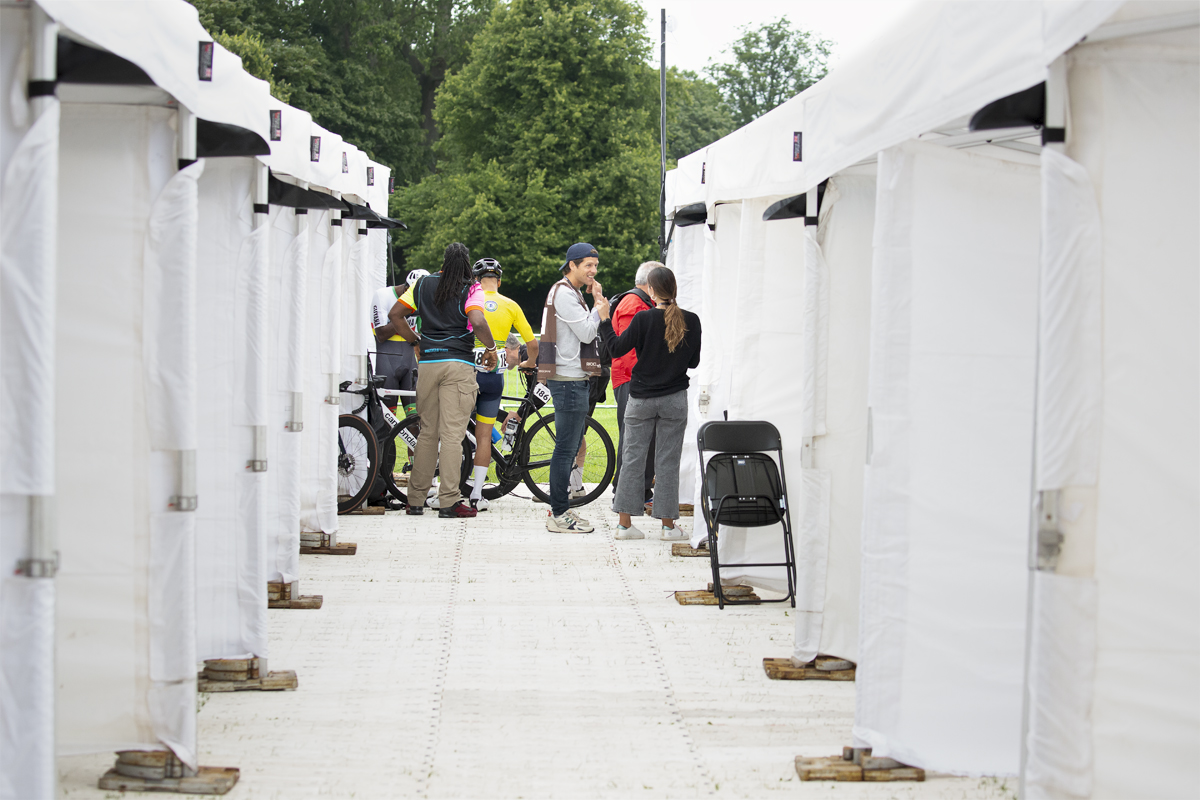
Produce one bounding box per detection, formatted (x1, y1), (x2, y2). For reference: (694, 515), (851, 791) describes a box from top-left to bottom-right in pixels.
(707, 16), (832, 128)
(665, 67), (735, 161)
(394, 0), (659, 294)
(213, 29), (292, 101)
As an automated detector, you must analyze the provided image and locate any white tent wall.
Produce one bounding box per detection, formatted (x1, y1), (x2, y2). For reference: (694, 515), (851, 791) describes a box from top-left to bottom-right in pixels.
(194, 157), (270, 662)
(790, 169), (876, 665)
(854, 140), (1039, 775)
(664, 222), (705, 507)
(714, 198), (805, 596)
(1025, 27), (1200, 798)
(266, 205), (308, 583)
(55, 103), (200, 767)
(299, 208), (341, 534)
(0, 5), (57, 798)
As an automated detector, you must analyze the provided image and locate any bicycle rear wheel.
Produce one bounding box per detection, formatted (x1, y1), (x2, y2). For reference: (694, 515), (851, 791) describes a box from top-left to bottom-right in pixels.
(337, 414), (379, 513)
(520, 413), (615, 507)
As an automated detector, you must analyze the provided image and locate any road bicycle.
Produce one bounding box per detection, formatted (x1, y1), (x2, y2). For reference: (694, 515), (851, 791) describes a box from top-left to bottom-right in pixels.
(459, 368), (615, 507)
(337, 368), (616, 513)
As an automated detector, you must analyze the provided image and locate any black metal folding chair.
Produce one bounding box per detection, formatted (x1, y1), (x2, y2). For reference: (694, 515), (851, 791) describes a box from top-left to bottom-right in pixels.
(697, 420), (797, 609)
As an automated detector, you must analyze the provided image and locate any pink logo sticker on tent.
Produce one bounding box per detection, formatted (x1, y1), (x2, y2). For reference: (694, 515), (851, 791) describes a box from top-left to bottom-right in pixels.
(793, 132), (802, 162)
(199, 42), (214, 81)
(342, 152), (349, 173)
(270, 110), (282, 141)
(367, 166), (375, 185)
(388, 176), (395, 194)
(701, 162), (706, 184)
(310, 136), (321, 161)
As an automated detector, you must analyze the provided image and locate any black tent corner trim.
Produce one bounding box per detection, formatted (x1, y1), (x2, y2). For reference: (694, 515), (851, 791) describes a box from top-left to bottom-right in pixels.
(268, 173), (347, 210)
(762, 181), (827, 222)
(346, 201), (408, 230)
(969, 82), (1045, 131)
(672, 202), (708, 227)
(197, 119), (270, 159)
(57, 36), (153, 85)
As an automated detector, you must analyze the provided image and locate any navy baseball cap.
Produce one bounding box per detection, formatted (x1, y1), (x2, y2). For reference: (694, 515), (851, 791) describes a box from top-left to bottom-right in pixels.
(561, 242), (599, 271)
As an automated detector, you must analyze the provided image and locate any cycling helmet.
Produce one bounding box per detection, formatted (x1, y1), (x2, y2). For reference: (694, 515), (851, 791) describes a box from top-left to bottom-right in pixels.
(472, 258), (503, 278)
(405, 268), (430, 285)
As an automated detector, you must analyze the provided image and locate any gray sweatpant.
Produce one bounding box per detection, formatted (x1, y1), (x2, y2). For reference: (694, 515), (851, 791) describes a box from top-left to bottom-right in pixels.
(613, 389), (687, 520)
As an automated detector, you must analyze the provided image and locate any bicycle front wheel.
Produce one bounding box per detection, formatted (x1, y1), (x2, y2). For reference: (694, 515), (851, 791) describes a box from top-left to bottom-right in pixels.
(337, 414), (379, 513)
(520, 412), (615, 507)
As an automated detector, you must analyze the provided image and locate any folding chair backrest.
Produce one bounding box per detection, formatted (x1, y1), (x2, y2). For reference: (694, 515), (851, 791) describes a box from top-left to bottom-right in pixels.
(697, 420), (782, 453)
(704, 452), (784, 527)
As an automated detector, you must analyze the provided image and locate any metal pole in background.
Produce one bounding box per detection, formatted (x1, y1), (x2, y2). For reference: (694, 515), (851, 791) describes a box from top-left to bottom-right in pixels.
(659, 8), (667, 259)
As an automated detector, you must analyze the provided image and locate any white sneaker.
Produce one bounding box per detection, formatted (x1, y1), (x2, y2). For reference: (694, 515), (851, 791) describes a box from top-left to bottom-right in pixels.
(546, 512), (593, 533)
(565, 508), (591, 526)
(614, 525), (645, 540)
(661, 526), (687, 541)
(470, 497), (489, 511)
(569, 465), (585, 497)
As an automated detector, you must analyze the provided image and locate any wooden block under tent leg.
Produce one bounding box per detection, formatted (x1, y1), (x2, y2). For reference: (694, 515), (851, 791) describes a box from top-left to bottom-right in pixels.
(299, 530), (357, 555)
(671, 541), (708, 557)
(98, 751), (239, 794)
(763, 655), (856, 681)
(674, 584), (761, 605)
(198, 657), (298, 692)
(267, 580), (323, 609)
(794, 748), (925, 782)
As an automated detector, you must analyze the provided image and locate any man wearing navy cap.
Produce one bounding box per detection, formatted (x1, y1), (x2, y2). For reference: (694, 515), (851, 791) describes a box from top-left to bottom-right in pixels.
(537, 242), (604, 532)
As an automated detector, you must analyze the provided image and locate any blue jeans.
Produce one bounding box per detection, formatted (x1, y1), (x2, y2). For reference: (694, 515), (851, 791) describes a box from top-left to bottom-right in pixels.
(547, 379), (590, 516)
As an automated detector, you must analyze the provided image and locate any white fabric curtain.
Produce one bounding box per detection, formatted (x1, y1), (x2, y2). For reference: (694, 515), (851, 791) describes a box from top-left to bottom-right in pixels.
(0, 9), (58, 797)
(299, 210), (340, 533)
(265, 206), (307, 583)
(194, 158), (269, 662)
(791, 170), (876, 664)
(55, 104), (198, 767)
(666, 222), (705, 506)
(854, 140), (1039, 775)
(1026, 32), (1200, 799)
(716, 198), (805, 595)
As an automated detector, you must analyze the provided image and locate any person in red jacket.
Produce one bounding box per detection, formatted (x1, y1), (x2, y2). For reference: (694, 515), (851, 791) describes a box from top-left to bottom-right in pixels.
(610, 261), (660, 506)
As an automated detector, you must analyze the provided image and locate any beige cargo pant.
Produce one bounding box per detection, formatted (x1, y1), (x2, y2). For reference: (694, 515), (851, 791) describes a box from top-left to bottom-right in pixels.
(406, 360), (478, 510)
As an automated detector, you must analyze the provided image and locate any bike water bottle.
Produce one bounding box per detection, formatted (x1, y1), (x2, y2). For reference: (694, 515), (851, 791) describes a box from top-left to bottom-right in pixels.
(491, 426), (502, 444)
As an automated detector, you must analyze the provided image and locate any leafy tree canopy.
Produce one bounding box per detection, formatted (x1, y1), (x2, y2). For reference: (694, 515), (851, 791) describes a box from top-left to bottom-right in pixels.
(706, 16), (832, 128)
(664, 67), (735, 161)
(394, 0), (659, 293)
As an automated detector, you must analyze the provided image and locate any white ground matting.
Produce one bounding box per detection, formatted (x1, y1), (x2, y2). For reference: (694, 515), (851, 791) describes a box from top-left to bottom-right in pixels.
(59, 495), (1020, 798)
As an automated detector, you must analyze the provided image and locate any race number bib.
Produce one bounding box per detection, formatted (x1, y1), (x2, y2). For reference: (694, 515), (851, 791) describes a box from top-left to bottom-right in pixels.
(532, 382), (551, 408)
(472, 347), (506, 373)
(397, 425), (418, 450)
(380, 404), (399, 429)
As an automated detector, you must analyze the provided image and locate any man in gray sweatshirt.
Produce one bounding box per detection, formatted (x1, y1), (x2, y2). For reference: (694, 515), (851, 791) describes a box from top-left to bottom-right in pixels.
(542, 242), (604, 532)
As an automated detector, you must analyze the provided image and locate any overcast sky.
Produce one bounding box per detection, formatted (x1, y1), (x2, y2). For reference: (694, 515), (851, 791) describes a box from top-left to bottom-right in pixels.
(635, 0), (919, 75)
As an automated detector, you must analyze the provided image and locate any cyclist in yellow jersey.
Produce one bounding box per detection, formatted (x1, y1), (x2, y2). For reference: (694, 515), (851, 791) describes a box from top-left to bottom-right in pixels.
(467, 258), (539, 509)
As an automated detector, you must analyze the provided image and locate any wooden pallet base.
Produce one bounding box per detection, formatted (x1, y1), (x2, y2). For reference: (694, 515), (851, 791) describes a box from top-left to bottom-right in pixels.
(675, 585), (760, 605)
(99, 752), (238, 795)
(671, 542), (708, 557)
(199, 671), (297, 692)
(763, 656), (856, 681)
(343, 506), (385, 515)
(99, 767), (239, 794)
(393, 473), (408, 487)
(678, 504), (694, 517)
(198, 658), (297, 692)
(300, 543), (356, 555)
(267, 581), (323, 609)
(795, 749), (924, 782)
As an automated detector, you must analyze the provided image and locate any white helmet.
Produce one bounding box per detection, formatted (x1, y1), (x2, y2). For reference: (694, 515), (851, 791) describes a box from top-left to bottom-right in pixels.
(405, 268), (430, 285)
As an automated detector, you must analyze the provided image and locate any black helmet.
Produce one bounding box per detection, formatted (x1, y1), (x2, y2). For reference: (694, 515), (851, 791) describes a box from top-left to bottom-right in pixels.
(472, 258), (503, 278)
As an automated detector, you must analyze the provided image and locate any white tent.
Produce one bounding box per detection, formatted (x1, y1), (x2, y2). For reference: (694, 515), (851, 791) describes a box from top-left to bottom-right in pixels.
(0, 5), (58, 798)
(1024, 10), (1199, 797)
(298, 124), (345, 535)
(262, 103), (315, 588)
(666, 0), (1198, 787)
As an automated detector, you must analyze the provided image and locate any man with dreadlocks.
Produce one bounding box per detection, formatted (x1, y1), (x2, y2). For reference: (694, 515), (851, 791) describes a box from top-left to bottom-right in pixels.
(390, 242), (498, 518)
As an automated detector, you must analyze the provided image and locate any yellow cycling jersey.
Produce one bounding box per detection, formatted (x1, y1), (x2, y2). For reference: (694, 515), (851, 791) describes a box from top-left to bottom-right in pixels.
(476, 291), (535, 348)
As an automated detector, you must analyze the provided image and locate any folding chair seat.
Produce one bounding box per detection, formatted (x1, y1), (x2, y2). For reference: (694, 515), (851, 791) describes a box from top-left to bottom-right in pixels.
(697, 420), (797, 608)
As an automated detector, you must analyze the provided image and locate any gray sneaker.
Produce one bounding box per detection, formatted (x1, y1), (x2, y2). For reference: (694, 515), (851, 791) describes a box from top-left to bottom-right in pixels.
(547, 512), (593, 533)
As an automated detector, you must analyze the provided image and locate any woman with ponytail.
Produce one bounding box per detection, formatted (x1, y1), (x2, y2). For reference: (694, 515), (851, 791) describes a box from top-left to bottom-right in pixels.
(597, 266), (702, 540)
